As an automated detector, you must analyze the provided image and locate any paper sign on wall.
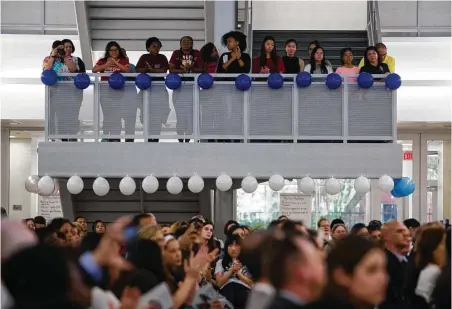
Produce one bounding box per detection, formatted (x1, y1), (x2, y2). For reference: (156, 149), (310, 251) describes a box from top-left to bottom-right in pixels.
(38, 195), (62, 221)
(279, 193), (312, 225)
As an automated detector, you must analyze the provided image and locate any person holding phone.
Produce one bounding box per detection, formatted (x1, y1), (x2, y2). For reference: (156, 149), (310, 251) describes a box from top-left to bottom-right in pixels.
(216, 31), (251, 74)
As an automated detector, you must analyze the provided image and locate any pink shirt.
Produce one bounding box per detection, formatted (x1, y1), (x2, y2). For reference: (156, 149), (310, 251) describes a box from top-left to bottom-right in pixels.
(336, 66), (360, 82)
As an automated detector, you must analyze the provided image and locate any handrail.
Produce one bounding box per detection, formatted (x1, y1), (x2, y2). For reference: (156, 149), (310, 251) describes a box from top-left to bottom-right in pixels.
(367, 0), (382, 45)
(44, 73), (398, 144)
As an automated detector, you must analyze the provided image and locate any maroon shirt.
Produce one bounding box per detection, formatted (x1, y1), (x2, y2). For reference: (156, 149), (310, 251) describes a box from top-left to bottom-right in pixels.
(136, 53), (169, 72)
(252, 56), (285, 73)
(169, 49), (203, 72)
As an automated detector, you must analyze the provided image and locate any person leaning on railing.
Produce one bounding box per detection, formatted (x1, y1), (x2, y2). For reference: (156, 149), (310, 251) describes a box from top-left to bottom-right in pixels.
(136, 37), (170, 143)
(216, 31), (251, 74)
(43, 40), (79, 142)
(335, 47), (360, 82)
(359, 46), (390, 80)
(359, 42), (395, 73)
(252, 36), (285, 74)
(92, 41), (131, 142)
(169, 36), (204, 143)
(282, 39), (305, 73)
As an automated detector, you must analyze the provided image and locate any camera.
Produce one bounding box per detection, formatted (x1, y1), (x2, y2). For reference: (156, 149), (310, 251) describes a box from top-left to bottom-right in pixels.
(58, 48), (65, 57)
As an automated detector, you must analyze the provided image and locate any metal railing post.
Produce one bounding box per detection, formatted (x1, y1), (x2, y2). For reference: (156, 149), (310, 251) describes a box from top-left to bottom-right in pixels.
(342, 78), (349, 143)
(292, 77), (299, 143)
(142, 89), (149, 140)
(193, 75), (199, 142)
(243, 88), (249, 143)
(44, 86), (50, 140)
(93, 76), (100, 142)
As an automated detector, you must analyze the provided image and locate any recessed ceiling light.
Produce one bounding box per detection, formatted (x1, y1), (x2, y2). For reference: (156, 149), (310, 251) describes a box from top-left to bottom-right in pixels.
(9, 136), (16, 138)
(10, 122), (20, 125)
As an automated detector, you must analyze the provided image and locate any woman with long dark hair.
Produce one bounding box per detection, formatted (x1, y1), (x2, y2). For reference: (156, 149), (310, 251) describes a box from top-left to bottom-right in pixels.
(304, 46), (333, 74)
(252, 36), (284, 74)
(169, 36), (203, 74)
(92, 41), (131, 142)
(359, 46), (390, 76)
(215, 234), (252, 308)
(200, 42), (219, 73)
(311, 235), (388, 309)
(217, 31), (251, 73)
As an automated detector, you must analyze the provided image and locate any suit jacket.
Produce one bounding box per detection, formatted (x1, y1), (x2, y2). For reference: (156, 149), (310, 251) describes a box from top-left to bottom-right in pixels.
(379, 249), (408, 309)
(267, 293), (306, 309)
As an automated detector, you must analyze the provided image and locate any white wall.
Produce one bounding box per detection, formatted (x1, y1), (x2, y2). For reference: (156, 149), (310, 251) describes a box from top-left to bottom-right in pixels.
(384, 37), (452, 122)
(6, 133), (44, 220)
(252, 1), (367, 30)
(8, 138), (33, 220)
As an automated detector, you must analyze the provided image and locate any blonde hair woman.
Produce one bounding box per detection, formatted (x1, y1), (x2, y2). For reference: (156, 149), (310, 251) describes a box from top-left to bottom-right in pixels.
(139, 224), (164, 248)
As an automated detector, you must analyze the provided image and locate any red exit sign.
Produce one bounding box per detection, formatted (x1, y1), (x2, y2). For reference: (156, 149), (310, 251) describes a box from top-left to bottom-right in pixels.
(404, 152), (413, 160)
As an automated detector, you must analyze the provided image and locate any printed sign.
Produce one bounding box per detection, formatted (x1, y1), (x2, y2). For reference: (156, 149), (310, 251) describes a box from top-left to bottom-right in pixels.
(279, 193), (312, 225)
(138, 282), (173, 309)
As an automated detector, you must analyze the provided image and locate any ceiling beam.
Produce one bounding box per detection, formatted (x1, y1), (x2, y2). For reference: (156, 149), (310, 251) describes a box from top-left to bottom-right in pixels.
(74, 1), (93, 69)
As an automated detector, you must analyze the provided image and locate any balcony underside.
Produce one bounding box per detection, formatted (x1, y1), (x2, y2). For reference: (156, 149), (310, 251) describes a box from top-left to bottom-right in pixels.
(38, 142), (402, 179)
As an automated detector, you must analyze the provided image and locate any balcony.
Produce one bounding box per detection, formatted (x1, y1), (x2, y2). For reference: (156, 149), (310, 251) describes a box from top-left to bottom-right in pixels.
(38, 73), (402, 179)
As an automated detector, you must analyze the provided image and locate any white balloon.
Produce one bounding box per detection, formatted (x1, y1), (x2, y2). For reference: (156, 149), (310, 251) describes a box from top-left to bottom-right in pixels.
(269, 174), (285, 191)
(299, 176), (315, 194)
(142, 176), (159, 194)
(25, 175), (40, 193)
(119, 176), (136, 196)
(325, 178), (341, 195)
(167, 176), (183, 195)
(188, 174), (204, 193)
(216, 174), (232, 192)
(93, 177), (110, 196)
(242, 175), (258, 193)
(354, 176), (370, 194)
(378, 174), (394, 192)
(67, 175), (84, 195)
(38, 176), (55, 196)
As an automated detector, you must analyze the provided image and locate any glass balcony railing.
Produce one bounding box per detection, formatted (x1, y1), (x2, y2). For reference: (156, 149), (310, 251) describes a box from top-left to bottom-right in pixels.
(44, 73), (397, 142)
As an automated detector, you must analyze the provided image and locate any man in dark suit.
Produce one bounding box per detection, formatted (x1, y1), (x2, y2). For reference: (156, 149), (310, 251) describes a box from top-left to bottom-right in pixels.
(380, 220), (411, 309)
(266, 233), (326, 309)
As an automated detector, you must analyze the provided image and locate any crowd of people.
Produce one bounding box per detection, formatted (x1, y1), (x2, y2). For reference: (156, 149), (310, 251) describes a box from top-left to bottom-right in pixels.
(2, 210), (450, 309)
(43, 31), (396, 143)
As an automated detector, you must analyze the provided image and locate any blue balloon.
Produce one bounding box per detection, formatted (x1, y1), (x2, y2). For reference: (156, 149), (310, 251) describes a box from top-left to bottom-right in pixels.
(267, 73), (284, 90)
(74, 73), (90, 90)
(198, 73), (214, 90)
(391, 177), (415, 197)
(357, 72), (374, 89)
(235, 74), (251, 91)
(296, 72), (312, 88)
(385, 73), (402, 90)
(41, 69), (57, 86)
(325, 73), (342, 90)
(135, 73), (152, 90)
(108, 73), (125, 90)
(165, 73), (182, 90)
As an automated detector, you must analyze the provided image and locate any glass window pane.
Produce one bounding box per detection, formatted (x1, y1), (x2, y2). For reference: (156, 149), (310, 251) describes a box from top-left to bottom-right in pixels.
(237, 179), (365, 229)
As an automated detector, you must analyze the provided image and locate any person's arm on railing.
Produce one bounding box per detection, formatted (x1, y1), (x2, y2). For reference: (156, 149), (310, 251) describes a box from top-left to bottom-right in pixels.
(115, 59), (131, 73)
(43, 56), (55, 71)
(168, 51), (186, 73)
(299, 58), (305, 71)
(241, 53), (251, 73)
(92, 58), (111, 73)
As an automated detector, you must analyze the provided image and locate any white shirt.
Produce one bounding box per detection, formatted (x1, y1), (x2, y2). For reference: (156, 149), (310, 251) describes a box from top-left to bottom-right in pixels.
(214, 259), (252, 290)
(415, 264), (442, 303)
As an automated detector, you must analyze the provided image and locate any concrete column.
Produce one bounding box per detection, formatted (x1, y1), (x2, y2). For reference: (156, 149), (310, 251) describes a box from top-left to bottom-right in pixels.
(213, 0), (236, 54)
(1, 129), (10, 214)
(442, 141), (451, 220)
(213, 189), (234, 240)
